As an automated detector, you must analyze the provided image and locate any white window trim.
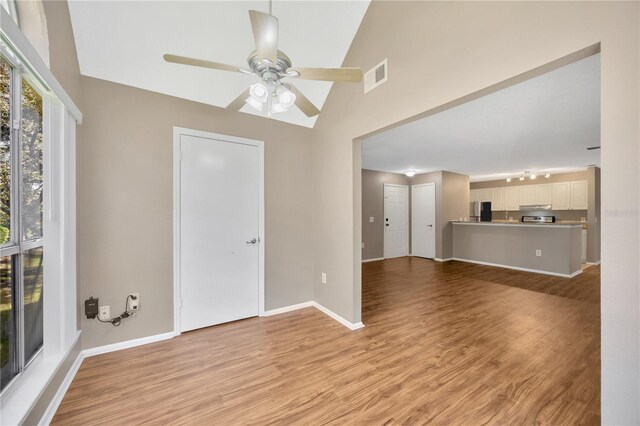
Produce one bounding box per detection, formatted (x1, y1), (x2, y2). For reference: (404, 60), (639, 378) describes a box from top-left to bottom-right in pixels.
(0, 6), (82, 124)
(0, 18), (80, 426)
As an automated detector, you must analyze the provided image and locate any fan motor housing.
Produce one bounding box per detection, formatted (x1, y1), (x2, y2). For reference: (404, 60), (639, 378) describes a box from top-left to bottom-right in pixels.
(247, 50), (292, 82)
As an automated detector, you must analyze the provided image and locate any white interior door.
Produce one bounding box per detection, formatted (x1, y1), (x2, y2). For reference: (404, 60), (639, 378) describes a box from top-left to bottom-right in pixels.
(384, 184), (409, 258)
(177, 131), (262, 332)
(412, 183), (436, 259)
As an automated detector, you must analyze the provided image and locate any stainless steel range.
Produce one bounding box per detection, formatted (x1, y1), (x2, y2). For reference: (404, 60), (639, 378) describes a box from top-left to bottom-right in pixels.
(521, 215), (556, 224)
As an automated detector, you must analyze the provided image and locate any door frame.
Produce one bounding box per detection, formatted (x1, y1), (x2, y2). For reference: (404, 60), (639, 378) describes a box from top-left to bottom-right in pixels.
(383, 183), (409, 258)
(411, 182), (436, 259)
(172, 126), (265, 336)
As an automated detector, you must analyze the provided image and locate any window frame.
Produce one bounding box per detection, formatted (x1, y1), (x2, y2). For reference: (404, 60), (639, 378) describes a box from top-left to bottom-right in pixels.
(1, 48), (47, 394)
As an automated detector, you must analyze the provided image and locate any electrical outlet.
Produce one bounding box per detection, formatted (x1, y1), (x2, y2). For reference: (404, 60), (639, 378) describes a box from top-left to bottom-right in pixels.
(321, 273), (327, 284)
(536, 250), (542, 257)
(128, 293), (140, 312)
(361, 242), (365, 249)
(99, 305), (110, 321)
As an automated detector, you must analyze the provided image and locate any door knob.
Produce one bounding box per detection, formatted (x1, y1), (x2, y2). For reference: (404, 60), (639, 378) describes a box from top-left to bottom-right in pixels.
(246, 238), (258, 244)
(427, 224), (433, 228)
(385, 224), (389, 227)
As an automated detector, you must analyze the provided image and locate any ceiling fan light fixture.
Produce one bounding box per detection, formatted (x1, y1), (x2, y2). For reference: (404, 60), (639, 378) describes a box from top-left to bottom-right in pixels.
(519, 176), (525, 181)
(544, 173), (551, 178)
(506, 178), (512, 183)
(530, 174), (537, 180)
(275, 85), (296, 107)
(250, 82), (269, 102)
(271, 102), (287, 113)
(245, 96), (263, 111)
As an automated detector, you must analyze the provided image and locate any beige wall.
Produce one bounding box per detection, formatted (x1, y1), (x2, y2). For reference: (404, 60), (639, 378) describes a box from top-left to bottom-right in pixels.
(440, 172), (470, 259)
(77, 77), (314, 349)
(311, 2), (639, 422)
(587, 166), (601, 262)
(361, 169), (409, 260)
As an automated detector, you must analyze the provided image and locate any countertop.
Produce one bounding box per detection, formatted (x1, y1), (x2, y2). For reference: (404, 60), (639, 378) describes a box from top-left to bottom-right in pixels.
(451, 221), (584, 228)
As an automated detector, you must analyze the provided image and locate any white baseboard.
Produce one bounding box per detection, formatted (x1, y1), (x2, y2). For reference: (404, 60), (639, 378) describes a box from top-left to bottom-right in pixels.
(586, 260), (601, 266)
(452, 257), (582, 278)
(260, 301), (364, 330)
(311, 302), (365, 330)
(434, 257), (453, 262)
(39, 350), (84, 426)
(362, 257), (384, 263)
(82, 331), (175, 358)
(261, 301), (313, 316)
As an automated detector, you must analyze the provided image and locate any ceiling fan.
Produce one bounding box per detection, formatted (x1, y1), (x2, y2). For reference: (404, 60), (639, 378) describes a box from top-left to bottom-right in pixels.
(163, 3), (363, 118)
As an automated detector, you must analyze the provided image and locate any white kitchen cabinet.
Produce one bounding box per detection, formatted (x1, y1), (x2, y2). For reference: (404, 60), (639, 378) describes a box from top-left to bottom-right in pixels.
(505, 187), (520, 211)
(571, 180), (588, 210)
(470, 189), (479, 203)
(552, 182), (571, 210)
(491, 188), (505, 211)
(534, 183), (552, 205)
(477, 188), (492, 202)
(519, 185), (535, 206)
(581, 229), (587, 262)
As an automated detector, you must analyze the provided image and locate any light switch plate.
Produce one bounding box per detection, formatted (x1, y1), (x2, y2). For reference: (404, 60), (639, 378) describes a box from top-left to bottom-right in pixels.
(369, 217), (374, 223)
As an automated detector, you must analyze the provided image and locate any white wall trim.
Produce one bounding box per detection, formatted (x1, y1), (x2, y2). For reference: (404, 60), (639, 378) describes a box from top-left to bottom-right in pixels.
(82, 332), (175, 358)
(39, 351), (84, 426)
(311, 302), (365, 330)
(452, 257), (582, 278)
(261, 302), (314, 317)
(586, 260), (601, 266)
(434, 257), (454, 262)
(172, 127), (265, 335)
(362, 257), (384, 263)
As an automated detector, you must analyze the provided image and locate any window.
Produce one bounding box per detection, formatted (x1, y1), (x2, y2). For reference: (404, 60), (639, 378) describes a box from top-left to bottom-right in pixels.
(0, 53), (45, 392)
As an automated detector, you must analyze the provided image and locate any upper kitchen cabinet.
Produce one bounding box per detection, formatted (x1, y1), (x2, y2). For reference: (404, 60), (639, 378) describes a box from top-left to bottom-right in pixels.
(552, 181), (587, 210)
(470, 189), (479, 202)
(552, 182), (571, 210)
(571, 180), (588, 210)
(491, 188), (505, 211)
(519, 185), (535, 206)
(477, 188), (492, 202)
(534, 183), (552, 205)
(505, 187), (520, 210)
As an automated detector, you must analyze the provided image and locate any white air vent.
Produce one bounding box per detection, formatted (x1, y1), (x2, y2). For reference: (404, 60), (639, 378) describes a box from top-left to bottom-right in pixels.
(364, 58), (388, 93)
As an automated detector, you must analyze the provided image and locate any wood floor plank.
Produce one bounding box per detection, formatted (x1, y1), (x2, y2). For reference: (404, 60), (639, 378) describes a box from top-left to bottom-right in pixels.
(52, 258), (600, 425)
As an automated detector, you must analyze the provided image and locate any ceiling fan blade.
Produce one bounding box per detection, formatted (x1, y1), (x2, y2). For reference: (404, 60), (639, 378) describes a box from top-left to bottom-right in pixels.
(163, 54), (243, 73)
(290, 67), (363, 83)
(249, 10), (279, 64)
(226, 88), (251, 111)
(288, 84), (320, 117)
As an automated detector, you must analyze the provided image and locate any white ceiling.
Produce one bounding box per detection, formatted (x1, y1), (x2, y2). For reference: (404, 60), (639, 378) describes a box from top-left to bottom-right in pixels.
(363, 54), (601, 182)
(68, 0), (370, 128)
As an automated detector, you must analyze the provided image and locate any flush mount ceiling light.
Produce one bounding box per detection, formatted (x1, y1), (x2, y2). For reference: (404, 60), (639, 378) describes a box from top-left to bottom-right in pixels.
(404, 170), (416, 177)
(163, 0), (363, 117)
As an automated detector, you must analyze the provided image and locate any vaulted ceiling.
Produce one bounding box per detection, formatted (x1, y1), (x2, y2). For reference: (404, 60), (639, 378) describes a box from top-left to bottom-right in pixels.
(68, 1), (370, 128)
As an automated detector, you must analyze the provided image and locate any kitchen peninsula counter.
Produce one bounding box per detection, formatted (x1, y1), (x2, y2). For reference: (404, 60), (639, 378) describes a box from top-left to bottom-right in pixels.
(451, 221), (582, 277)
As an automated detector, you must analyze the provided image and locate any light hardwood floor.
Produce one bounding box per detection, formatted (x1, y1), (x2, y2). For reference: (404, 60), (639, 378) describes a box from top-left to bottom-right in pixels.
(53, 258), (600, 425)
